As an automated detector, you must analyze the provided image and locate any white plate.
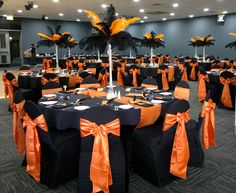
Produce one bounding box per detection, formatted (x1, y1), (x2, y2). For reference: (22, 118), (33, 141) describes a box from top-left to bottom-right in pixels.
(147, 87), (157, 91)
(118, 104), (133, 110)
(75, 88), (86, 91)
(151, 100), (164, 104)
(40, 101), (58, 105)
(74, 106), (90, 111)
(160, 92), (172, 96)
(43, 94), (57, 98)
(20, 73), (28, 76)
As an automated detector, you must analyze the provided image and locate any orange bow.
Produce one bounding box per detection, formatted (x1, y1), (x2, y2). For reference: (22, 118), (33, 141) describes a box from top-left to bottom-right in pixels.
(121, 62), (126, 74)
(162, 110), (191, 179)
(219, 77), (236, 108)
(68, 75), (83, 88)
(201, 99), (216, 150)
(2, 75), (8, 98)
(42, 59), (51, 70)
(12, 100), (26, 155)
(98, 73), (109, 87)
(78, 62), (85, 71)
(198, 74), (209, 101)
(23, 114), (48, 182)
(190, 63), (198, 80)
(117, 67), (124, 86)
(66, 60), (73, 69)
(41, 76), (59, 85)
(80, 118), (120, 193)
(101, 63), (109, 68)
(157, 69), (169, 90)
(168, 66), (175, 82)
(129, 68), (140, 87)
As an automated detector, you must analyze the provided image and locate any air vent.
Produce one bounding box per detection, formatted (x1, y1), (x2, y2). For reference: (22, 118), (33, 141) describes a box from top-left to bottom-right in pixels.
(146, 11), (168, 15)
(151, 3), (162, 6)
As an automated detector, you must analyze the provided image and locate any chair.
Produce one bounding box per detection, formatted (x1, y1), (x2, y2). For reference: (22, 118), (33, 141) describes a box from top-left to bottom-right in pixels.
(19, 65), (31, 73)
(156, 65), (169, 90)
(131, 100), (203, 186)
(23, 101), (80, 188)
(42, 82), (62, 95)
(98, 68), (109, 87)
(128, 65), (141, 87)
(41, 73), (59, 85)
(80, 77), (100, 89)
(218, 71), (236, 109)
(173, 81), (190, 101)
(141, 77), (158, 88)
(78, 106), (126, 193)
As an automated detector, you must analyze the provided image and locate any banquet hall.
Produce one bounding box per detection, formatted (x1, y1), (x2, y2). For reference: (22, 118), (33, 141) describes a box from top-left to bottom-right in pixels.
(0, 0), (236, 193)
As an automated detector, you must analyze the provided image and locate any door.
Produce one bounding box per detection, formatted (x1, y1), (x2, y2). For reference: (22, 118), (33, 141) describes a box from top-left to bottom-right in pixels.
(0, 31), (11, 65)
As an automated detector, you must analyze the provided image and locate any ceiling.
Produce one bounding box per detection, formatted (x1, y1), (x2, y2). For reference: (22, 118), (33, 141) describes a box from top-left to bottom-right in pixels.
(1, 0), (236, 23)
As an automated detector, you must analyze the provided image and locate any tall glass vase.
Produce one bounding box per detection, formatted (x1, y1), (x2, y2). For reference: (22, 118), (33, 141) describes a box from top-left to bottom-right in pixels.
(129, 48), (132, 58)
(55, 45), (59, 72)
(106, 43), (116, 100)
(150, 47), (154, 66)
(202, 46), (206, 62)
(97, 49), (102, 62)
(194, 47), (198, 58)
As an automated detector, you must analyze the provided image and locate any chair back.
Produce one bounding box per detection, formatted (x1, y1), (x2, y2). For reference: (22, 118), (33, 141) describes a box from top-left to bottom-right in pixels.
(80, 77), (100, 88)
(42, 82), (62, 95)
(174, 81), (190, 100)
(141, 77), (158, 88)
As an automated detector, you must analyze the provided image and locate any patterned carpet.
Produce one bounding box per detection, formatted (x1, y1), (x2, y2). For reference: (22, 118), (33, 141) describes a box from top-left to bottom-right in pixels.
(0, 81), (235, 193)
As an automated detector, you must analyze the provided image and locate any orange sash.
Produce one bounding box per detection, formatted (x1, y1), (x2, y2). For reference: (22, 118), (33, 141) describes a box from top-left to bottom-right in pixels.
(23, 114), (48, 182)
(41, 76), (59, 85)
(174, 86), (190, 101)
(66, 60), (73, 70)
(101, 63), (109, 68)
(98, 73), (109, 87)
(80, 83), (100, 89)
(12, 100), (26, 155)
(157, 69), (169, 91)
(219, 77), (236, 108)
(162, 110), (191, 179)
(198, 74), (209, 102)
(178, 64), (188, 82)
(78, 62), (85, 71)
(5, 79), (18, 109)
(141, 83), (158, 89)
(80, 118), (120, 193)
(190, 63), (198, 80)
(42, 59), (51, 70)
(117, 67), (124, 86)
(129, 68), (141, 87)
(121, 62), (126, 75)
(201, 99), (216, 150)
(168, 66), (175, 82)
(2, 74), (8, 98)
(68, 75), (83, 88)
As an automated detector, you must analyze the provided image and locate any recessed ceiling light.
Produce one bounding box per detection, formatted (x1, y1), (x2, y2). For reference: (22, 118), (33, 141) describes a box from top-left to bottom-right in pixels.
(59, 13), (64, 16)
(133, 0), (140, 2)
(17, 10), (23, 13)
(76, 19), (80, 22)
(222, 10), (228, 14)
(189, 14), (194, 18)
(172, 3), (179, 8)
(139, 9), (144, 13)
(101, 4), (107, 8)
(3, 14), (7, 17)
(77, 9), (83, 13)
(52, 0), (59, 2)
(162, 18), (167, 21)
(33, 4), (38, 8)
(115, 12), (119, 16)
(143, 16), (148, 19)
(140, 20), (144, 23)
(170, 13), (175, 16)
(203, 8), (209, 12)
(45, 16), (49, 20)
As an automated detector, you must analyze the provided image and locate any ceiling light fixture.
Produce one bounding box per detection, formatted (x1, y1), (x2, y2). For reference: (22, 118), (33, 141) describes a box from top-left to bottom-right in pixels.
(143, 16), (148, 19)
(170, 12), (175, 16)
(222, 10), (228, 14)
(52, 0), (59, 3)
(2, 14), (7, 17)
(203, 8), (209, 12)
(172, 3), (179, 8)
(139, 9), (144, 13)
(17, 10), (23, 13)
(59, 13), (64, 16)
(162, 18), (167, 21)
(42, 15), (48, 20)
(189, 14), (194, 18)
(33, 4), (38, 8)
(101, 4), (107, 8)
(133, 0), (140, 2)
(76, 19), (80, 22)
(77, 9), (83, 13)
(115, 12), (119, 16)
(140, 20), (144, 23)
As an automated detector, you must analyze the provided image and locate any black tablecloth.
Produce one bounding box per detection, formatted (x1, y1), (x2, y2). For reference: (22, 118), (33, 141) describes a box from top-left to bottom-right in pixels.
(199, 62), (212, 71)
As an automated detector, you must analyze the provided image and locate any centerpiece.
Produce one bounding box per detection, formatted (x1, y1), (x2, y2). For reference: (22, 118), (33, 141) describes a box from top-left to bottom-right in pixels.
(196, 35), (215, 62)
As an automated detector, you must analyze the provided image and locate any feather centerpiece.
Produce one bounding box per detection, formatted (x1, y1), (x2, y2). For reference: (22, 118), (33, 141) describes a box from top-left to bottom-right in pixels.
(81, 4), (140, 99)
(225, 33), (236, 50)
(188, 37), (201, 58)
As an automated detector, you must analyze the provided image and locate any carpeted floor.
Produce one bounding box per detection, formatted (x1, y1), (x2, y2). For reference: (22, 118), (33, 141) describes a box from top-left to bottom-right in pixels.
(0, 81), (235, 193)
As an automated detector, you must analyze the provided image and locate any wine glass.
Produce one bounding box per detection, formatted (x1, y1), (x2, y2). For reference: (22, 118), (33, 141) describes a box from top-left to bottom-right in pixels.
(63, 85), (67, 91)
